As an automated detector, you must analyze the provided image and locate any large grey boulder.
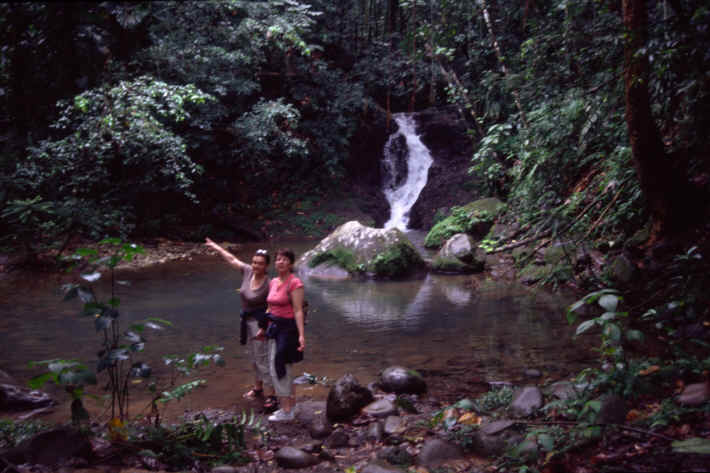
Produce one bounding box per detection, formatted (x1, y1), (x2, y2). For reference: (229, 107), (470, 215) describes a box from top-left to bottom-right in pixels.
(297, 221), (425, 279)
(275, 447), (319, 469)
(472, 420), (522, 457)
(326, 373), (374, 422)
(379, 366), (427, 394)
(0, 384), (54, 411)
(433, 233), (485, 273)
(418, 438), (464, 467)
(509, 386), (543, 417)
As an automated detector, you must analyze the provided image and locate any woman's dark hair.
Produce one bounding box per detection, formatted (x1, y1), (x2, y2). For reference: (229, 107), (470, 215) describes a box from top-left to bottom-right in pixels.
(276, 248), (296, 265)
(254, 249), (270, 265)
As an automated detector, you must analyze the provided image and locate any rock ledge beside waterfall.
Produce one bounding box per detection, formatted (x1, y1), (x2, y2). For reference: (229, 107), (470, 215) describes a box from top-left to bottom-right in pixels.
(296, 221), (425, 280)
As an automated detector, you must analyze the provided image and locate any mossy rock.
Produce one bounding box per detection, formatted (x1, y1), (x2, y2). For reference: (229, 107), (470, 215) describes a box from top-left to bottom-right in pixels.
(370, 241), (426, 278)
(298, 221), (425, 279)
(424, 198), (507, 249)
(431, 256), (482, 274)
(519, 261), (573, 285)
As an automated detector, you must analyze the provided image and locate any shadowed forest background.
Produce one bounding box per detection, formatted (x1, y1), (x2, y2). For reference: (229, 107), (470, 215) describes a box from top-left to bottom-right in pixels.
(2, 0), (708, 252)
(2, 1), (710, 472)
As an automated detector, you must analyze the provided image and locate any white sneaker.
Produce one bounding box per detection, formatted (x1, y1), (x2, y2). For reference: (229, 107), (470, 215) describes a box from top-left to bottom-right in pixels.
(268, 408), (295, 422)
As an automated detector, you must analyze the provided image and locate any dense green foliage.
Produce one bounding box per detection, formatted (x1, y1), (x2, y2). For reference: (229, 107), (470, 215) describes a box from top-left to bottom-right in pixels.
(1, 0), (708, 254)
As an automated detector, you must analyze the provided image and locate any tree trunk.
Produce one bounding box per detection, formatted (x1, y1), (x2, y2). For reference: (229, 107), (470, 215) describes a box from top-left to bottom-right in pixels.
(622, 0), (687, 240)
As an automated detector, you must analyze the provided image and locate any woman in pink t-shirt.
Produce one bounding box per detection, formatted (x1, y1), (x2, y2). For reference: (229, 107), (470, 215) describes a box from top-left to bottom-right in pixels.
(261, 248), (305, 422)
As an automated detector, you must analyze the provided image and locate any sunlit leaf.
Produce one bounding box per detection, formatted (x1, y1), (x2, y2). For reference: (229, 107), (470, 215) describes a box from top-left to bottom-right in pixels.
(575, 319), (597, 336)
(672, 437), (710, 454)
(130, 362), (151, 378)
(81, 271), (101, 282)
(598, 294), (619, 312)
(77, 287), (95, 303)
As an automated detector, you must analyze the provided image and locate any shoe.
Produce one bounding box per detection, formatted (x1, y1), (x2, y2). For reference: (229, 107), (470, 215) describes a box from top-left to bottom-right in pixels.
(263, 395), (279, 412)
(242, 388), (264, 400)
(268, 408), (295, 422)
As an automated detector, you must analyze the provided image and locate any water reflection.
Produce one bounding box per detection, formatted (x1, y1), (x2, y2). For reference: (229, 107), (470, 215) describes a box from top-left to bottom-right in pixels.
(0, 243), (593, 402)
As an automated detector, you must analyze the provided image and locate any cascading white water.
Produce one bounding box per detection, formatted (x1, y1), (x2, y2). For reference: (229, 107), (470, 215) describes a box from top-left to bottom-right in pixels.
(382, 114), (434, 230)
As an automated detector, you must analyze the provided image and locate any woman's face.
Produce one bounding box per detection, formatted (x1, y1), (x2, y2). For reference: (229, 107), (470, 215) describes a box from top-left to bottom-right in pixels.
(251, 255), (268, 275)
(275, 254), (293, 273)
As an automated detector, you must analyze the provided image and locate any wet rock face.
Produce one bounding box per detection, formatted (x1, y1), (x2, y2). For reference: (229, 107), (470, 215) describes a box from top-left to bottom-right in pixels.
(382, 134), (409, 190)
(408, 106), (482, 230)
(326, 373), (374, 422)
(379, 366), (427, 395)
(0, 384), (54, 411)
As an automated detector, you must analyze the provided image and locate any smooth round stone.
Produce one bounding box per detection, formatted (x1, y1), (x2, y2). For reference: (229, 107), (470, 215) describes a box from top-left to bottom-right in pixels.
(363, 399), (398, 418)
(275, 446), (319, 469)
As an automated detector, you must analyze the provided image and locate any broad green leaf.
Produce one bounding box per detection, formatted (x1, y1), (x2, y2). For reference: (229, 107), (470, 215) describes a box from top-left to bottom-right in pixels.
(48, 360), (79, 373)
(603, 323), (622, 342)
(575, 319), (597, 336)
(626, 330), (644, 342)
(538, 433), (555, 452)
(124, 331), (144, 343)
(598, 294), (619, 312)
(130, 362), (152, 378)
(59, 369), (97, 386)
(28, 372), (57, 389)
(672, 437), (710, 454)
(600, 312), (617, 321)
(80, 272), (101, 282)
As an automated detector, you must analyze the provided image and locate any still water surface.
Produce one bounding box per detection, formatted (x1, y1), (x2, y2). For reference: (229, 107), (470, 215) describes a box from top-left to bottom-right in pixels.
(0, 238), (593, 421)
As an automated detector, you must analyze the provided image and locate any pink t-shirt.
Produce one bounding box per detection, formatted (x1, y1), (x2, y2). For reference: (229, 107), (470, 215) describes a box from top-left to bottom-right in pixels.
(267, 274), (304, 319)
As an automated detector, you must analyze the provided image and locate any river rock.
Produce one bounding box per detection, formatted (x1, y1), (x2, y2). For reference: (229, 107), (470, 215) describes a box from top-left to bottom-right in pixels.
(383, 415), (406, 435)
(472, 424), (523, 458)
(324, 429), (350, 449)
(366, 420), (385, 442)
(677, 382), (710, 406)
(433, 233), (485, 273)
(0, 383), (54, 411)
(424, 197), (507, 248)
(274, 446), (319, 469)
(418, 438), (464, 467)
(377, 445), (414, 466)
(509, 386), (543, 417)
(326, 373), (374, 422)
(297, 221), (425, 279)
(607, 253), (636, 284)
(546, 381), (578, 401)
(294, 400), (327, 424)
(360, 462), (404, 473)
(363, 398), (398, 418)
(2, 427), (92, 465)
(379, 366), (427, 394)
(309, 416), (333, 439)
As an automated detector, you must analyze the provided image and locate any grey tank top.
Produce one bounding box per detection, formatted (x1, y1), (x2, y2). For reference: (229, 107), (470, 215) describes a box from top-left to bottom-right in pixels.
(240, 266), (269, 311)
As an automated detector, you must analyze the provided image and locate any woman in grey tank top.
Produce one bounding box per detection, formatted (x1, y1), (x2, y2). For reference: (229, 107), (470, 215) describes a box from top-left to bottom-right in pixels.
(205, 238), (275, 404)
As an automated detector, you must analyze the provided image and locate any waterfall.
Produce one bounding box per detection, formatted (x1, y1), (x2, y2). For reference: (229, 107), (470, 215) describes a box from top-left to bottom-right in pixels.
(382, 114), (434, 230)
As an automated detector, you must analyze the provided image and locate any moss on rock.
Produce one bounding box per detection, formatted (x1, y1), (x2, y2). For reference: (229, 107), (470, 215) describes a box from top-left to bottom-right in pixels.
(424, 198), (507, 249)
(370, 241), (425, 278)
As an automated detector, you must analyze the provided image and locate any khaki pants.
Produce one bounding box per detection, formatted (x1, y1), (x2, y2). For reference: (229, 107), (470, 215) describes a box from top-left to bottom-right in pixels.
(246, 318), (271, 386)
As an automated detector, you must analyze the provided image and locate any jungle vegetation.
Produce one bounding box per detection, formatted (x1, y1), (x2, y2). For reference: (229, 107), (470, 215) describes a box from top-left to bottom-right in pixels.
(1, 0), (707, 253)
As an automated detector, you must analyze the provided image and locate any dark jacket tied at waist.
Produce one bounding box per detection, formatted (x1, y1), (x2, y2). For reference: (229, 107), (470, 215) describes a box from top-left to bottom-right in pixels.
(266, 313), (303, 379)
(239, 308), (268, 345)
